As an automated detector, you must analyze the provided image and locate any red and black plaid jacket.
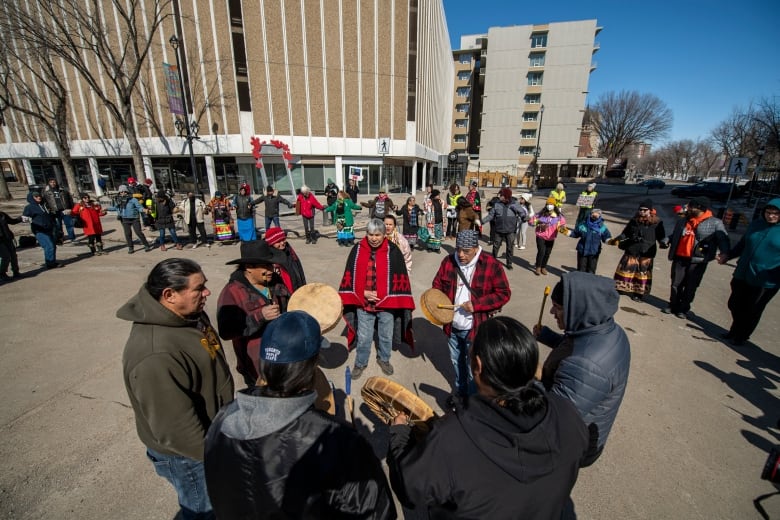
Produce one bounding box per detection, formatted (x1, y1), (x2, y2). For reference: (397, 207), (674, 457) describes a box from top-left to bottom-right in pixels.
(432, 250), (511, 340)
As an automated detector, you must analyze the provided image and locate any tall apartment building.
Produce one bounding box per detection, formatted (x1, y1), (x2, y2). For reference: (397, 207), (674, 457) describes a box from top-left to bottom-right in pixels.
(0, 0), (453, 197)
(450, 19), (605, 184)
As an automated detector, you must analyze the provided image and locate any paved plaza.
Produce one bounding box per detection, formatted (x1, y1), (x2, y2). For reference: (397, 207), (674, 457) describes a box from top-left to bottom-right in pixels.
(0, 184), (778, 519)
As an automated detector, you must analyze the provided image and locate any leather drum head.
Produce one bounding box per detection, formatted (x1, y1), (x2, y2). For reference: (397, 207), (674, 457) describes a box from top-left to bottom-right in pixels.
(420, 288), (454, 326)
(287, 283), (343, 333)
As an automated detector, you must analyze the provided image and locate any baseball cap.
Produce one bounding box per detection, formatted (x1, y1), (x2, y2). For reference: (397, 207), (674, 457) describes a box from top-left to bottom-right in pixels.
(260, 311), (322, 364)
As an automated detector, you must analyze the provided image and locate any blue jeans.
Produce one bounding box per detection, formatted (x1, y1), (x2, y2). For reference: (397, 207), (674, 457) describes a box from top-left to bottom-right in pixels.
(355, 308), (393, 367)
(449, 328), (475, 396)
(35, 231), (57, 263)
(158, 227), (180, 245)
(265, 216), (281, 229)
(146, 448), (214, 520)
(55, 212), (76, 241)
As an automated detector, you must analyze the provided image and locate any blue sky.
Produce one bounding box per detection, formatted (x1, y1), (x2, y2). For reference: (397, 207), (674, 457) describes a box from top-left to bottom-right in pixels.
(443, 0), (780, 144)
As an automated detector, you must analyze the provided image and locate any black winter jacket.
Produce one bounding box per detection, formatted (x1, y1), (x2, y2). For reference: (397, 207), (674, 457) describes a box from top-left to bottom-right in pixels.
(0, 211), (22, 242)
(614, 216), (666, 258)
(387, 392), (588, 519)
(205, 389), (397, 519)
(538, 271), (631, 457)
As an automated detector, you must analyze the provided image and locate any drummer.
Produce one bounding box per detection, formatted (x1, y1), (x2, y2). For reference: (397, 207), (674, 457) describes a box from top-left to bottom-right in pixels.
(205, 311), (397, 518)
(216, 240), (291, 387)
(264, 227), (307, 293)
(431, 229), (510, 397)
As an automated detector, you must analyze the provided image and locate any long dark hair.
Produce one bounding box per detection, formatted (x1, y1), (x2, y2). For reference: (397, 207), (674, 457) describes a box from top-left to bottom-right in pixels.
(146, 258), (202, 300)
(471, 316), (546, 415)
(257, 357), (318, 397)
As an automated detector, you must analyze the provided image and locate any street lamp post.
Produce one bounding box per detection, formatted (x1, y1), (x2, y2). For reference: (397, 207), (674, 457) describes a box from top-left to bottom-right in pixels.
(532, 104), (545, 190)
(169, 35), (201, 194)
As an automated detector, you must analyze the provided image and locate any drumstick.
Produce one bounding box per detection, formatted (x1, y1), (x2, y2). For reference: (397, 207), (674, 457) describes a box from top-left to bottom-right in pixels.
(436, 304), (461, 310)
(345, 366), (355, 426)
(537, 286), (551, 329)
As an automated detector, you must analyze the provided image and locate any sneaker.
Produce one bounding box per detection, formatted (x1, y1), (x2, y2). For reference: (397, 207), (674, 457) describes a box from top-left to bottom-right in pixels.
(191, 243), (199, 249)
(128, 249), (134, 254)
(175, 243), (184, 250)
(144, 245), (153, 252)
(160, 244), (167, 252)
(351, 365), (366, 380)
(675, 312), (688, 319)
(377, 359), (394, 376)
(519, 246), (526, 250)
(535, 267), (541, 276)
(540, 268), (548, 275)
(505, 263), (513, 270)
(631, 295), (643, 302)
(0, 273), (11, 281)
(661, 307), (672, 314)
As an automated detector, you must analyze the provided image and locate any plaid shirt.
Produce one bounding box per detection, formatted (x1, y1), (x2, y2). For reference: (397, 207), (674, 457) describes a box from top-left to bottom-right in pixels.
(432, 249), (511, 339)
(364, 250), (377, 312)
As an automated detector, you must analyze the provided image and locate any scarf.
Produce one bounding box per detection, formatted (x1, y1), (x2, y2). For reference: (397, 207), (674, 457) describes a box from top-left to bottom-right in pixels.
(675, 210), (712, 258)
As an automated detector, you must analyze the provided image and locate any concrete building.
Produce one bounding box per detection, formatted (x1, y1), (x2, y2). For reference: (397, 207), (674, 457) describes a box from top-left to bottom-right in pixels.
(0, 0), (453, 197)
(450, 19), (606, 186)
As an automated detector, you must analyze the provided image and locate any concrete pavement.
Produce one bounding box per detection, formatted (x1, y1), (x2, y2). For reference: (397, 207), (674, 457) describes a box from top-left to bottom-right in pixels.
(0, 182), (778, 519)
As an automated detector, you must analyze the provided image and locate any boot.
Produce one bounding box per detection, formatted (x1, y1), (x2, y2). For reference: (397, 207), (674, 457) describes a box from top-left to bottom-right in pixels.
(305, 232), (311, 244)
(96, 243), (106, 255)
(540, 267), (548, 275)
(535, 267), (542, 276)
(88, 245), (96, 256)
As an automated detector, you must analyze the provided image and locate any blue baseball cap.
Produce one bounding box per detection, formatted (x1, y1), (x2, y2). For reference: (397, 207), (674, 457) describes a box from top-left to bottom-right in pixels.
(260, 311), (322, 364)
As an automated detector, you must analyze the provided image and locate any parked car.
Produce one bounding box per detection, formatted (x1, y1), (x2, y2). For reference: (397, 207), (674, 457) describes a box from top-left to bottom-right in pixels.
(686, 176), (703, 183)
(639, 179), (665, 189)
(670, 182), (740, 201)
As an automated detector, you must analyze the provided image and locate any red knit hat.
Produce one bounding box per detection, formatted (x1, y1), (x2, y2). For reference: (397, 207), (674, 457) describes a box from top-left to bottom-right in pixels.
(264, 227), (287, 245)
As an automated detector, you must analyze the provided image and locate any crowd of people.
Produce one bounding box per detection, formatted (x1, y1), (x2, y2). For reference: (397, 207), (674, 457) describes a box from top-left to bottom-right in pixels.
(1, 175), (776, 518)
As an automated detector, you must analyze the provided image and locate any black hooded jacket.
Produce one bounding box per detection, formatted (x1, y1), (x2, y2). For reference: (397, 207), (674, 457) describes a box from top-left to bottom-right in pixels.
(387, 391), (588, 519)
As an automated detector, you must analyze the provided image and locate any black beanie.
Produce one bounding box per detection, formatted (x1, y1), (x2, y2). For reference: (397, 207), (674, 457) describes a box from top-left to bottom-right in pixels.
(638, 199), (653, 210)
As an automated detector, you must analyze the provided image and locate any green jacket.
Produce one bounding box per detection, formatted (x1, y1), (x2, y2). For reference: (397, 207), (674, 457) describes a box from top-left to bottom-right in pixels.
(325, 198), (362, 227)
(118, 285), (234, 460)
(730, 197), (780, 289)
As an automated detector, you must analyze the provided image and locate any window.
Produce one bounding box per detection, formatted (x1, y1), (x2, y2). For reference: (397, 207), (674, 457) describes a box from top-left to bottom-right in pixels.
(531, 33), (547, 48)
(457, 71), (471, 81)
(527, 72), (543, 86)
(454, 134), (467, 143)
(521, 130), (536, 139)
(519, 147), (536, 155)
(237, 81), (252, 111)
(456, 103), (469, 112)
(523, 112), (538, 122)
(529, 53), (545, 67)
(232, 33), (248, 76)
(524, 94), (541, 104)
(228, 0), (243, 27)
(459, 55), (471, 64)
(455, 119), (468, 128)
(456, 86), (470, 97)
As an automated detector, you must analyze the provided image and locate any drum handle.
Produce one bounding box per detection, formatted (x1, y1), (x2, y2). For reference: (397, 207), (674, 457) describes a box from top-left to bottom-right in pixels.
(437, 304), (460, 310)
(537, 286), (552, 329)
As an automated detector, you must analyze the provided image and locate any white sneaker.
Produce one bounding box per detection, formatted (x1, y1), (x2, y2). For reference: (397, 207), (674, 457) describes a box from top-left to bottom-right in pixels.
(519, 246), (526, 250)
(191, 243), (198, 249)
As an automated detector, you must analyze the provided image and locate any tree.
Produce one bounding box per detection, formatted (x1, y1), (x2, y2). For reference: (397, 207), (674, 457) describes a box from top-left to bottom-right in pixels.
(8, 0), (173, 184)
(590, 90), (673, 158)
(0, 3), (79, 200)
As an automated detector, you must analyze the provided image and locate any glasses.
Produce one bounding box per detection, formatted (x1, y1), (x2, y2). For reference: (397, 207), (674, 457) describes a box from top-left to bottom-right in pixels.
(638, 208), (650, 212)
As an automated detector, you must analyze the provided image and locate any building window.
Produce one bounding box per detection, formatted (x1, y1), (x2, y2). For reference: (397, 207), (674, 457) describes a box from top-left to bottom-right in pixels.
(232, 33), (248, 76)
(529, 53), (545, 67)
(456, 103), (469, 112)
(455, 119), (468, 128)
(237, 81), (251, 111)
(523, 112), (538, 122)
(521, 130), (536, 139)
(456, 86), (470, 97)
(459, 55), (471, 64)
(228, 0), (243, 27)
(524, 94), (541, 104)
(531, 33), (547, 48)
(527, 72), (543, 86)
(454, 134), (467, 143)
(457, 71), (471, 81)
(519, 146), (536, 155)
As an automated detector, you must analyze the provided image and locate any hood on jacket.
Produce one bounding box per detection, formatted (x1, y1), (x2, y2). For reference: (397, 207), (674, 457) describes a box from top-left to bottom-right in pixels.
(560, 271), (618, 334)
(766, 197), (780, 216)
(455, 393), (561, 483)
(116, 284), (197, 328)
(218, 388), (317, 439)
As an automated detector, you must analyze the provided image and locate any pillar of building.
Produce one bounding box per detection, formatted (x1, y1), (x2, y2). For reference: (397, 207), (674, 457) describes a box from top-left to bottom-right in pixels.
(22, 160), (34, 185)
(88, 157), (102, 196)
(204, 155), (216, 197)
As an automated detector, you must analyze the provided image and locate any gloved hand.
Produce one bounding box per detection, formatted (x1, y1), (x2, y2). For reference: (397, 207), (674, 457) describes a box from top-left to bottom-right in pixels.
(21, 216), (32, 223)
